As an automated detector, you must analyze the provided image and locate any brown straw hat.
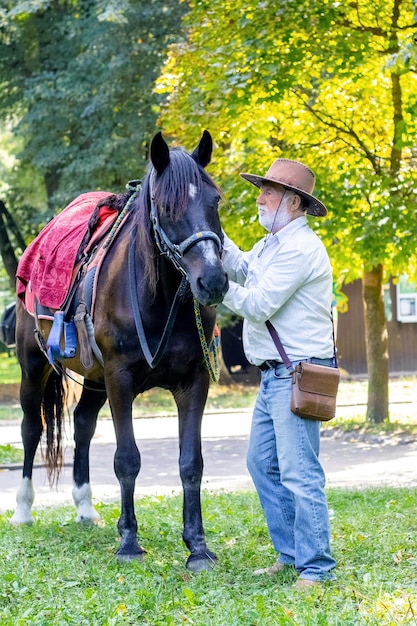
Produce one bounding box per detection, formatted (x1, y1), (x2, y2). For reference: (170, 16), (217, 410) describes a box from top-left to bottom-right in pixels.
(240, 158), (327, 217)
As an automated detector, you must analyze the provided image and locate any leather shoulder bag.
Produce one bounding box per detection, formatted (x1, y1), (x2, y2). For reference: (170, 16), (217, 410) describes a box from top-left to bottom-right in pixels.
(265, 319), (340, 422)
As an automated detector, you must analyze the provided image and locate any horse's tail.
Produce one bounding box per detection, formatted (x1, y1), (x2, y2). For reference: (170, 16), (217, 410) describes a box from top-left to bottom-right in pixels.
(41, 370), (66, 486)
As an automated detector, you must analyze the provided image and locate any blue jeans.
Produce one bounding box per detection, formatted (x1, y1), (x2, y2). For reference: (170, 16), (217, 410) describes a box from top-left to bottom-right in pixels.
(247, 359), (336, 581)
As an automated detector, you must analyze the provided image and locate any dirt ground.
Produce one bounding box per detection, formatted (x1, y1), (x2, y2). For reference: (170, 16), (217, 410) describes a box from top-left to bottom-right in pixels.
(1, 405), (417, 514)
(0, 383), (19, 404)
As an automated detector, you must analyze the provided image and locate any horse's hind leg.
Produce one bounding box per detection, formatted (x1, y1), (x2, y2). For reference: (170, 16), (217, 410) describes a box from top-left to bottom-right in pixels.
(10, 303), (53, 524)
(105, 374), (144, 560)
(10, 362), (48, 525)
(72, 380), (107, 523)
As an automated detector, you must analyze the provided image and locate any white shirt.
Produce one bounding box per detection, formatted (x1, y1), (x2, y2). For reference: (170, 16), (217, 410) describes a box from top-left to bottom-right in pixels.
(222, 216), (334, 366)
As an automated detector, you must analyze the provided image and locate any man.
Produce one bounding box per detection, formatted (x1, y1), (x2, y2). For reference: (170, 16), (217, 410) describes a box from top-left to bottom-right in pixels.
(221, 158), (336, 588)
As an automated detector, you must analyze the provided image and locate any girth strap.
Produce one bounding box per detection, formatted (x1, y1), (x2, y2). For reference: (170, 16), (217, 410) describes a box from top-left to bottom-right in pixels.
(74, 302), (94, 370)
(128, 224), (188, 369)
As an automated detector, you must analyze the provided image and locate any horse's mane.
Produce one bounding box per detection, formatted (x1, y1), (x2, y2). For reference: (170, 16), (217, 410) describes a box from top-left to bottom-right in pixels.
(76, 147), (219, 293)
(75, 192), (131, 263)
(136, 147), (219, 295)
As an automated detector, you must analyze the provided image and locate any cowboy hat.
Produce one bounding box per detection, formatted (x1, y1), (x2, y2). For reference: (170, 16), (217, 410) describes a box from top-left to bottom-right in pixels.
(240, 158), (327, 217)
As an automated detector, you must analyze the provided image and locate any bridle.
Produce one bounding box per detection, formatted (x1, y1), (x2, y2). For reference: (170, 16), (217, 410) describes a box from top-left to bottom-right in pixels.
(128, 170), (222, 377)
(148, 168), (223, 276)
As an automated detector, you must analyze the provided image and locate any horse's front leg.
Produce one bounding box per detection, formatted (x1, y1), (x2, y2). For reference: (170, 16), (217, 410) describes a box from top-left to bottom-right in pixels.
(106, 377), (144, 560)
(72, 380), (107, 523)
(174, 375), (217, 572)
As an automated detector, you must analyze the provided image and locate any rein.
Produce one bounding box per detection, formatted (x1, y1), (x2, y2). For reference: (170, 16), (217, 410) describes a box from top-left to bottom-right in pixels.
(193, 299), (220, 383)
(128, 222), (189, 369)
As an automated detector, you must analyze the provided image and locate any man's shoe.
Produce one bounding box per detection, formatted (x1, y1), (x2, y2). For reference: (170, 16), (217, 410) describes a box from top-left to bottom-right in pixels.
(253, 561), (286, 576)
(295, 578), (319, 589)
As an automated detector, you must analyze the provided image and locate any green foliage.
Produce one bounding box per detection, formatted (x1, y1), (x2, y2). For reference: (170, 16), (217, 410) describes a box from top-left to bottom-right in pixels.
(157, 0), (417, 283)
(0, 354), (20, 384)
(0, 443), (23, 464)
(0, 489), (416, 624)
(0, 0), (188, 235)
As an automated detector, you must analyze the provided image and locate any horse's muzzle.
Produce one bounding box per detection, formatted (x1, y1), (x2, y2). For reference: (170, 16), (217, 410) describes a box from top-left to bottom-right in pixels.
(194, 270), (229, 306)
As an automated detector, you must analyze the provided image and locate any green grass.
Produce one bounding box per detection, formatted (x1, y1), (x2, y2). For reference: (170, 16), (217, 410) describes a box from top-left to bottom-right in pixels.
(2, 351), (417, 417)
(0, 353), (258, 416)
(1, 357), (416, 622)
(0, 352), (20, 384)
(130, 383), (258, 417)
(2, 352), (417, 416)
(0, 489), (416, 624)
(0, 406), (22, 421)
(0, 443), (23, 464)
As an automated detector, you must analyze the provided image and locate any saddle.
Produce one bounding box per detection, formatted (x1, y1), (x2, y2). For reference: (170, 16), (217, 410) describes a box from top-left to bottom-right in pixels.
(16, 191), (132, 371)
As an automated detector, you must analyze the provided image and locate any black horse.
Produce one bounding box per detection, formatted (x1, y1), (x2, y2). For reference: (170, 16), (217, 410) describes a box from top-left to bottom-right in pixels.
(11, 131), (229, 571)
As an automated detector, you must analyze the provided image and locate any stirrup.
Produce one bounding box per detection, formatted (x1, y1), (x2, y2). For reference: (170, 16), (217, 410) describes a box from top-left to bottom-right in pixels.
(47, 311), (77, 363)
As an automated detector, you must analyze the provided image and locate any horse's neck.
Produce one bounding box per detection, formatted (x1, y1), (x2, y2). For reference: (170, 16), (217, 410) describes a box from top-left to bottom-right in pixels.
(157, 259), (186, 303)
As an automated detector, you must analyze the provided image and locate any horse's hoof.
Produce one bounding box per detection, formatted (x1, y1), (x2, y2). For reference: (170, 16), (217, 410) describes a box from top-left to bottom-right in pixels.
(115, 547), (146, 562)
(76, 515), (100, 525)
(186, 550), (217, 572)
(10, 515), (33, 526)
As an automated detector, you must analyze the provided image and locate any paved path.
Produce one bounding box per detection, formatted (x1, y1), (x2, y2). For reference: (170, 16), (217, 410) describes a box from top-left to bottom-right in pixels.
(1, 410), (417, 513)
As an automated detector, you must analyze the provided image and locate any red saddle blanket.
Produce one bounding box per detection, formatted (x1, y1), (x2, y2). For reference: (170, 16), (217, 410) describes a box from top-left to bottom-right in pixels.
(17, 191), (116, 310)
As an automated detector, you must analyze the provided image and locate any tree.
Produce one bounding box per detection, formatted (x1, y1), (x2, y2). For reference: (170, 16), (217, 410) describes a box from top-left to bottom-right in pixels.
(0, 200), (25, 288)
(156, 0), (417, 422)
(0, 0), (188, 230)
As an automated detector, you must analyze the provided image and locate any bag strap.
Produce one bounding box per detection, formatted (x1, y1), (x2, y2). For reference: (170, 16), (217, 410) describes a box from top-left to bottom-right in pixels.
(265, 313), (338, 373)
(331, 316), (338, 367)
(265, 320), (294, 372)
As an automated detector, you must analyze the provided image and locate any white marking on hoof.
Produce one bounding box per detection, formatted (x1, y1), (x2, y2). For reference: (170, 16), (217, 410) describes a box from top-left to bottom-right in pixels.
(10, 477), (35, 525)
(72, 483), (100, 523)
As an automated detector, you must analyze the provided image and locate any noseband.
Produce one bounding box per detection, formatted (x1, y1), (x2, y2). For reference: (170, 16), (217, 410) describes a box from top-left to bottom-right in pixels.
(149, 170), (222, 277)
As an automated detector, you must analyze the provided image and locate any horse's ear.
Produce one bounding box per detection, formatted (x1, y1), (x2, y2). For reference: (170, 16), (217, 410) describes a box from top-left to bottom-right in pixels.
(191, 130), (213, 168)
(150, 132), (170, 174)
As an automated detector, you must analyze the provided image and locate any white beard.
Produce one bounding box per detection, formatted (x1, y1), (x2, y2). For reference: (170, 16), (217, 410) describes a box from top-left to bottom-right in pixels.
(257, 197), (293, 233)
(258, 206), (276, 232)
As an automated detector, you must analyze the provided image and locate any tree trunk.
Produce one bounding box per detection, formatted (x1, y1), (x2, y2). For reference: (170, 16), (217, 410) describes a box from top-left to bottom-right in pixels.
(217, 340), (235, 385)
(0, 201), (20, 289)
(0, 200), (26, 253)
(362, 264), (389, 423)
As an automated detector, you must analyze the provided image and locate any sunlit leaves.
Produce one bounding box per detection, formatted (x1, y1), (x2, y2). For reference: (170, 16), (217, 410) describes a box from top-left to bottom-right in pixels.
(157, 0), (417, 285)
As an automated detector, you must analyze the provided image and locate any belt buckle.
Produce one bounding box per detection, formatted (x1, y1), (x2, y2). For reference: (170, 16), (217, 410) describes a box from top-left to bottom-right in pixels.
(259, 360), (278, 371)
